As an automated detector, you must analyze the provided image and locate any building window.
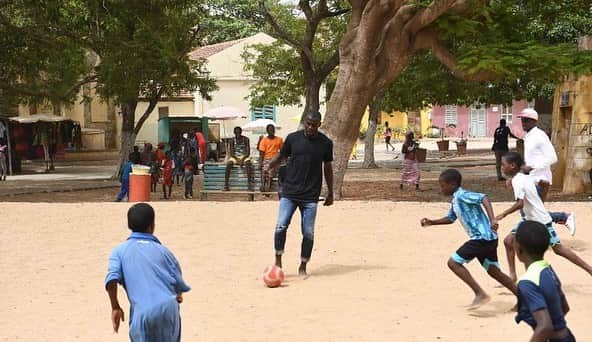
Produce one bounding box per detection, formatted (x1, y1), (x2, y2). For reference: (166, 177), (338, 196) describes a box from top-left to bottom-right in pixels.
(251, 105), (276, 121)
(445, 105), (457, 126)
(501, 104), (512, 124)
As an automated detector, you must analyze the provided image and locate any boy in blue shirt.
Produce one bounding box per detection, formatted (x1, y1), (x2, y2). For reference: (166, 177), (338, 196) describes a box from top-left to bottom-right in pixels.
(115, 152), (140, 202)
(514, 220), (575, 342)
(420, 169), (517, 309)
(105, 203), (190, 341)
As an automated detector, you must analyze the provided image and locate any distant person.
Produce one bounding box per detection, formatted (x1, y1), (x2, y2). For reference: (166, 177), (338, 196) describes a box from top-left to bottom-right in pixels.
(492, 118), (518, 181)
(150, 160), (160, 193)
(172, 147), (184, 185)
(140, 143), (155, 166)
(155, 143), (166, 164)
(161, 151), (174, 199)
(115, 152), (139, 202)
(496, 152), (592, 281)
(517, 108), (575, 235)
(513, 221), (575, 342)
(195, 126), (207, 165)
(420, 169), (517, 310)
(130, 146), (141, 167)
(264, 111), (333, 276)
(183, 156), (194, 199)
(400, 131), (420, 191)
(258, 124), (283, 192)
(384, 121), (396, 151)
(224, 126), (254, 191)
(105, 203), (190, 341)
(0, 137), (7, 181)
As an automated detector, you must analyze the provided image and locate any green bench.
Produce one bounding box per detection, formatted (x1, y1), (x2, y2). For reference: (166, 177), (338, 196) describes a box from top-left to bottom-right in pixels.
(200, 162), (278, 201)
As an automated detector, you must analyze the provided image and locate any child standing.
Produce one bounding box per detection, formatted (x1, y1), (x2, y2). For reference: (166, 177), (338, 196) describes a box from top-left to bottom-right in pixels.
(514, 220), (575, 341)
(0, 137), (7, 181)
(400, 131), (420, 190)
(496, 152), (592, 280)
(162, 151), (174, 199)
(172, 148), (184, 185)
(183, 156), (194, 199)
(105, 203), (190, 340)
(420, 168), (517, 309)
(150, 160), (160, 193)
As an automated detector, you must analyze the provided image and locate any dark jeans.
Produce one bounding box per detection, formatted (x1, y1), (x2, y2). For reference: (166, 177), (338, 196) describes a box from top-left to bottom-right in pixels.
(494, 149), (506, 179)
(184, 171), (193, 197)
(274, 197), (318, 262)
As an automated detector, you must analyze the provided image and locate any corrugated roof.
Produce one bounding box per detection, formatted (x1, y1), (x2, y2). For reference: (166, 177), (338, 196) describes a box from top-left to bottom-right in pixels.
(189, 38), (247, 60)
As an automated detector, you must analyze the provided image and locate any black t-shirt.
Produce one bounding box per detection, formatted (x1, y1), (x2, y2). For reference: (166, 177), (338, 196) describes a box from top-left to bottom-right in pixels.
(492, 126), (511, 151)
(280, 130), (333, 201)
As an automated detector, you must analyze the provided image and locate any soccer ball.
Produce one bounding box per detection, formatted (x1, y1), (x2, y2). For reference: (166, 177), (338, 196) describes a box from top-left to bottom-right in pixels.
(263, 265), (285, 288)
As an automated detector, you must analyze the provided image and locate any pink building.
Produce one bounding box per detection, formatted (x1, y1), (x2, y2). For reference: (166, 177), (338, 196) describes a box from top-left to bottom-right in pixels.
(431, 100), (532, 138)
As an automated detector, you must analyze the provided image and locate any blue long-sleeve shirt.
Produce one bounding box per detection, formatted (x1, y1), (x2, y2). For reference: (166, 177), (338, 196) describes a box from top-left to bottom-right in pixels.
(105, 232), (190, 341)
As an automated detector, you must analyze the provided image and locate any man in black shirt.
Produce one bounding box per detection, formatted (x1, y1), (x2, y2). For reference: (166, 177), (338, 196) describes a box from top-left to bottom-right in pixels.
(492, 119), (518, 181)
(264, 111), (334, 275)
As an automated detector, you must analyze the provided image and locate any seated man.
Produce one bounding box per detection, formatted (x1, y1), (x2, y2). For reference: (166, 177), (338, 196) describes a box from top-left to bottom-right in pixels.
(225, 126), (254, 191)
(258, 124), (283, 192)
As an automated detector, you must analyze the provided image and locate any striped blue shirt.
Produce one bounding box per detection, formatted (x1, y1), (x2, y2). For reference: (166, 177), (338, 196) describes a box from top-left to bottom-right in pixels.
(447, 187), (497, 241)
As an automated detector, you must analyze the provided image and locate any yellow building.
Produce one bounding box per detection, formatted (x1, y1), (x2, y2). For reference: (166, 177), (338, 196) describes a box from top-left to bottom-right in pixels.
(359, 107), (433, 142)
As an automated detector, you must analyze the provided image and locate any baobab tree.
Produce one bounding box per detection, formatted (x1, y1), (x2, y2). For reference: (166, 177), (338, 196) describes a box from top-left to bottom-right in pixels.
(322, 0), (591, 198)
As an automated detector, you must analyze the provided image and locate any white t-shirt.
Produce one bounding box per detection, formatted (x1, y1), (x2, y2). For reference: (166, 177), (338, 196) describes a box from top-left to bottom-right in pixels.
(523, 126), (557, 184)
(512, 173), (552, 224)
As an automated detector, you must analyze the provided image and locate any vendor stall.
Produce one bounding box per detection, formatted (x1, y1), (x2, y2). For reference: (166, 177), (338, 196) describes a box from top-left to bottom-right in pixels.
(8, 114), (76, 174)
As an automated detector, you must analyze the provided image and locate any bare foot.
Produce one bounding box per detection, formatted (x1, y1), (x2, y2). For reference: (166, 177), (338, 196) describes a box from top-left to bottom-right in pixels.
(467, 294), (491, 310)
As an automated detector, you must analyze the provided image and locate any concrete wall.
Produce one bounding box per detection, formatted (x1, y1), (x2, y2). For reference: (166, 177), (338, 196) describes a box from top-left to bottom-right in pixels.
(553, 75), (592, 193)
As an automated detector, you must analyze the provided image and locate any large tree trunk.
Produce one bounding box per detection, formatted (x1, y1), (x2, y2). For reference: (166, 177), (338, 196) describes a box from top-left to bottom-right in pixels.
(362, 89), (384, 168)
(117, 100), (138, 179)
(301, 78), (322, 123)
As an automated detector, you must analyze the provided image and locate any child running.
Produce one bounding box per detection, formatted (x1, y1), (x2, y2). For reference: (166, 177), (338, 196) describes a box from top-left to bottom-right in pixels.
(514, 220), (576, 341)
(104, 203), (190, 340)
(496, 152), (592, 281)
(420, 168), (517, 309)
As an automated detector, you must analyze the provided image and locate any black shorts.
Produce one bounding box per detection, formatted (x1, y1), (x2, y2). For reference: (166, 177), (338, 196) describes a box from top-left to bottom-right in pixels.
(452, 239), (500, 270)
(385, 136), (391, 144)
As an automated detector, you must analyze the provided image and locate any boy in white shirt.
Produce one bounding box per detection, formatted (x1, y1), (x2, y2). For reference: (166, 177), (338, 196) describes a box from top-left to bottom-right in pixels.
(517, 108), (575, 235)
(496, 152), (592, 281)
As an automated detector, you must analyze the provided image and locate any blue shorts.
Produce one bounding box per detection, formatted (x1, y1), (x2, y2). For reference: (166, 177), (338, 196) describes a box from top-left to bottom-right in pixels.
(452, 239), (500, 270)
(511, 221), (560, 246)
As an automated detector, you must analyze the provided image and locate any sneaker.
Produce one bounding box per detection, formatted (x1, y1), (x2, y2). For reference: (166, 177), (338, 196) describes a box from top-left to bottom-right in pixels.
(566, 213), (576, 236)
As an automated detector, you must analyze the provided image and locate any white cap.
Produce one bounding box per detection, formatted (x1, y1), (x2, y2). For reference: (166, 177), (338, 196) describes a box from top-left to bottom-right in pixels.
(517, 108), (538, 121)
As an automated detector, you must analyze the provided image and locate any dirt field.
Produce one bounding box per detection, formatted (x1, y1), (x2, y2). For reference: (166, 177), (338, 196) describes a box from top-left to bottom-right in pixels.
(1, 202), (591, 341)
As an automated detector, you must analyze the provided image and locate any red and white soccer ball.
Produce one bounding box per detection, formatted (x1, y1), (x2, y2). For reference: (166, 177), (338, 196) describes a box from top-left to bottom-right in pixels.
(263, 265), (285, 288)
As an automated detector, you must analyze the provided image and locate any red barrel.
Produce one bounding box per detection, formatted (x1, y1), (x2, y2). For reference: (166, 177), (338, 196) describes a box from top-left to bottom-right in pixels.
(129, 174), (151, 202)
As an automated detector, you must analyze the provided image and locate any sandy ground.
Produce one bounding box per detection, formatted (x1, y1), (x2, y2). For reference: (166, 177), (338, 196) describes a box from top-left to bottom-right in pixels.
(1, 201), (591, 341)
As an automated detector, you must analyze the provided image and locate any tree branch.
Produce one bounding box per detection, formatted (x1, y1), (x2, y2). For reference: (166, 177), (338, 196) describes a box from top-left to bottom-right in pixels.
(133, 87), (164, 135)
(409, 0), (457, 34)
(319, 50), (340, 78)
(259, 0), (302, 50)
(414, 30), (499, 82)
(299, 0), (314, 21)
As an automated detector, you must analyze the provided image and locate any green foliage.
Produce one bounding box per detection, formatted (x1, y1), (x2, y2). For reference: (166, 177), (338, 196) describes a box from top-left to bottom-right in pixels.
(198, 0), (263, 45)
(382, 0), (592, 112)
(0, 0), (218, 110)
(242, 1), (348, 108)
(242, 42), (303, 108)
